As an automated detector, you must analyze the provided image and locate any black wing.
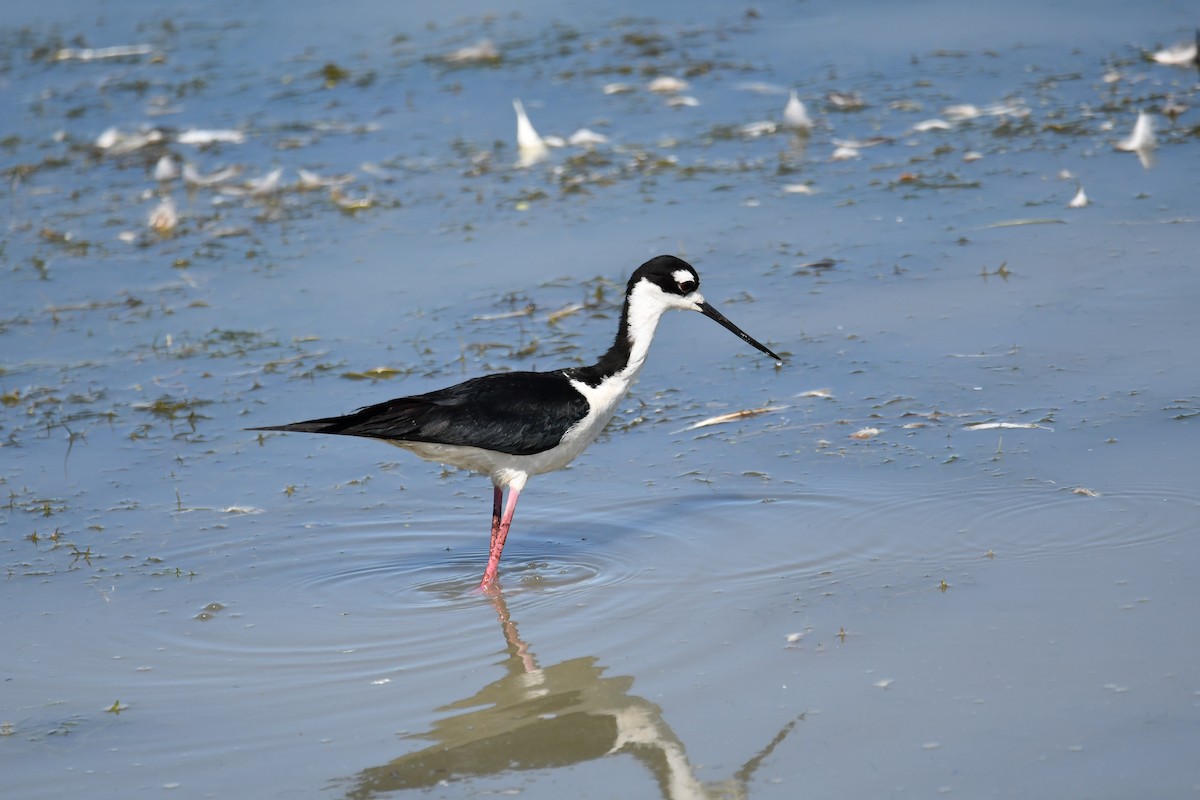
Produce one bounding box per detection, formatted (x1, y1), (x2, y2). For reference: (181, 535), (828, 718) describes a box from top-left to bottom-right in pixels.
(249, 371), (589, 456)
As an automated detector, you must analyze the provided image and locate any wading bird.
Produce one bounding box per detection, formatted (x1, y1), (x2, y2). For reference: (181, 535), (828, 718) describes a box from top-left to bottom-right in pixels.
(251, 255), (781, 591)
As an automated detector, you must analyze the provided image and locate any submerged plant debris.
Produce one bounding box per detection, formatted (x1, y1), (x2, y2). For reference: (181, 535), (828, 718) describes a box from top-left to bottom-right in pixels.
(1, 2), (1194, 581)
(3, 7), (1200, 800)
(0, 0), (1191, 664)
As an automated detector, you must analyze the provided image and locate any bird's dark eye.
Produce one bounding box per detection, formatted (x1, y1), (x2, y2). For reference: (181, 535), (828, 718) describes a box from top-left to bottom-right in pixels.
(678, 280), (696, 294)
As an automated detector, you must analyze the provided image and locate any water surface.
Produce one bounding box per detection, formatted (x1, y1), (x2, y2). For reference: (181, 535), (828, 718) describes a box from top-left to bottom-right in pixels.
(3, 1), (1198, 797)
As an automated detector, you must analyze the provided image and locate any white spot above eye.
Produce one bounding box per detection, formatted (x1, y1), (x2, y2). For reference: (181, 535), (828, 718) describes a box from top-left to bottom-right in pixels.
(671, 268), (698, 293)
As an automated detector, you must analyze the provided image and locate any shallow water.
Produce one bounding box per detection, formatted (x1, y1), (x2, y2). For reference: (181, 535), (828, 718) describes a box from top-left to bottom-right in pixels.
(3, 1), (1199, 797)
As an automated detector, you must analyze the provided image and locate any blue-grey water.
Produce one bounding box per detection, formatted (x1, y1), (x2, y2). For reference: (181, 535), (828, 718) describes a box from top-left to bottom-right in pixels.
(3, 1), (1198, 797)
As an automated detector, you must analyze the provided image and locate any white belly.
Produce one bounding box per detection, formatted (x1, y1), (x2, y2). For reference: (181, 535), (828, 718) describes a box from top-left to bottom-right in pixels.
(390, 369), (638, 489)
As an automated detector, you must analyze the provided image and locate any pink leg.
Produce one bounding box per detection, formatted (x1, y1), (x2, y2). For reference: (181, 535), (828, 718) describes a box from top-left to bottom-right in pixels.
(478, 484), (522, 592)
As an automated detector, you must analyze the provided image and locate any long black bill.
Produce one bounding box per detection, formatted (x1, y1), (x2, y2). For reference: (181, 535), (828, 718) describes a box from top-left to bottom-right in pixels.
(698, 301), (782, 362)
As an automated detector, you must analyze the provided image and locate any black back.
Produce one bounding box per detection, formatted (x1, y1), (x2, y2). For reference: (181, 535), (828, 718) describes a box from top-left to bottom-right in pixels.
(252, 371), (590, 456)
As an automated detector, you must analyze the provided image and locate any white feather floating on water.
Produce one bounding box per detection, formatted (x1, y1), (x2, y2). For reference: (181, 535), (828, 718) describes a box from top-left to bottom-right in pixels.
(912, 118), (952, 132)
(330, 188), (373, 211)
(567, 128), (608, 146)
(826, 90), (864, 110)
(513, 99), (548, 167)
(678, 405), (787, 432)
(183, 163), (241, 186)
(1151, 37), (1199, 67)
(602, 82), (636, 95)
(942, 104), (981, 120)
(153, 155), (178, 182)
(647, 76), (689, 94)
(783, 90), (812, 132)
(177, 128), (245, 146)
(55, 44), (154, 61)
(442, 39), (499, 64)
(832, 136), (889, 149)
(1115, 111), (1154, 151)
(736, 81), (787, 95)
(1067, 185), (1089, 208)
(95, 127), (120, 150)
(545, 302), (584, 324)
(1115, 111), (1156, 169)
(222, 505), (265, 515)
(148, 197), (178, 234)
(297, 169), (353, 189)
(962, 422), (1053, 431)
(472, 307), (535, 322)
(95, 126), (164, 155)
(217, 169), (281, 197)
(740, 121), (777, 138)
(247, 167), (284, 196)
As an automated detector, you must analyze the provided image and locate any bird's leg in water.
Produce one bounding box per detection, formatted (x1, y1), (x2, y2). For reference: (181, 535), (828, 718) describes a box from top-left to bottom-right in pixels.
(489, 485), (502, 548)
(479, 485), (522, 592)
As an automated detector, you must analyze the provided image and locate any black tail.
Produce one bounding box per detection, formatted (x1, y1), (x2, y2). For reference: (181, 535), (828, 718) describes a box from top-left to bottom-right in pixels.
(246, 397), (429, 441)
(247, 418), (356, 435)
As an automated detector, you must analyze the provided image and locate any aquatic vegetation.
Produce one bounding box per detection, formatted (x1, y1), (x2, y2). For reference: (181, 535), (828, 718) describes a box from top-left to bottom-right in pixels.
(1, 12), (1198, 800)
(0, 0), (1195, 738)
(134, 395), (212, 420)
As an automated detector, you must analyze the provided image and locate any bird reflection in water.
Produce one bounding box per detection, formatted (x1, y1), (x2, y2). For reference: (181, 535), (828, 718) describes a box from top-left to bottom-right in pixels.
(338, 592), (803, 799)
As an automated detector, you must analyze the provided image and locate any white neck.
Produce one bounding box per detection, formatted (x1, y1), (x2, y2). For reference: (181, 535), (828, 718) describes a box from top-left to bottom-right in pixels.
(622, 280), (706, 379)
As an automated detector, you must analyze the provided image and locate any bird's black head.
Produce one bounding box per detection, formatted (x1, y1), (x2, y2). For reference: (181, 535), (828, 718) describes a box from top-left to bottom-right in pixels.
(627, 255), (700, 298)
(621, 253), (782, 363)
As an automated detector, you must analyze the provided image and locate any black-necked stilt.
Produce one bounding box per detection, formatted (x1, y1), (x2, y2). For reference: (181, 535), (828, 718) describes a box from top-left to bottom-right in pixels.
(250, 255), (781, 591)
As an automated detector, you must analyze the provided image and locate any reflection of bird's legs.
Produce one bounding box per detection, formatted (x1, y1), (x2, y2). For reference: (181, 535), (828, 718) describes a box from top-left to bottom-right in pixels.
(489, 586), (538, 673)
(729, 713), (806, 791)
